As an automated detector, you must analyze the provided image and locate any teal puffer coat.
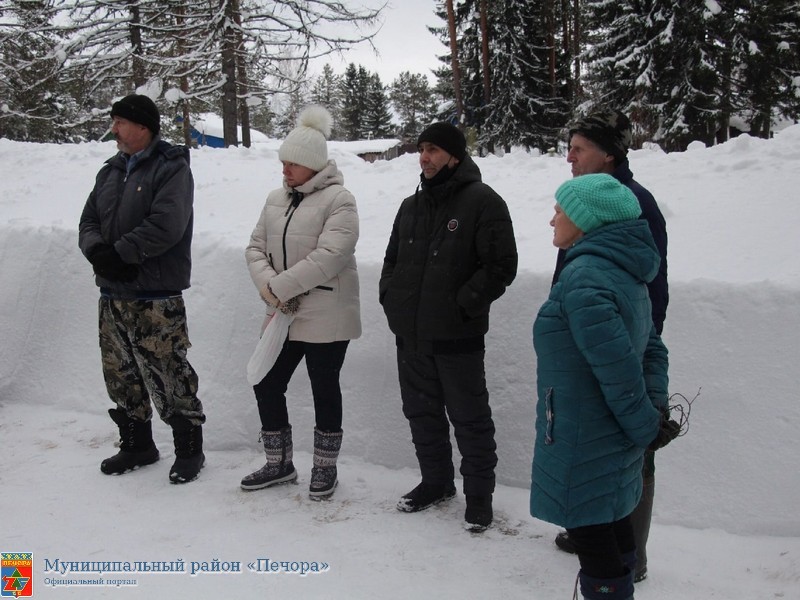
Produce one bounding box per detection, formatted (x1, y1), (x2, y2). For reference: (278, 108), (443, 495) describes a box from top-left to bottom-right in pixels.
(530, 219), (669, 529)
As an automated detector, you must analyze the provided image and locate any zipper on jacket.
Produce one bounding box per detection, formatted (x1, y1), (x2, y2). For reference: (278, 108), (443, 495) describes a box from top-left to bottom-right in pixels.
(281, 190), (304, 271)
(544, 387), (555, 445)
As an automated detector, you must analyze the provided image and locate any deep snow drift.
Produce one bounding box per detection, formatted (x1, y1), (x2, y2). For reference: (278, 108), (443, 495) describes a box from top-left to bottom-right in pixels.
(1, 128), (799, 599)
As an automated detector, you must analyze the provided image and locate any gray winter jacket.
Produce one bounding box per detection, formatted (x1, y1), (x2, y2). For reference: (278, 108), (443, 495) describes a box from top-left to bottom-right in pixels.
(78, 137), (194, 295)
(245, 160), (361, 343)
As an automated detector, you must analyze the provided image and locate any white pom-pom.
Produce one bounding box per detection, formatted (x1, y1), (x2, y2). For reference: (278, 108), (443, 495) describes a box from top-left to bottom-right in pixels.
(297, 105), (332, 139)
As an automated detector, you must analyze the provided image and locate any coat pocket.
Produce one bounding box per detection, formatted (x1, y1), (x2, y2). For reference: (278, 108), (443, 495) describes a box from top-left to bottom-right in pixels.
(544, 387), (555, 445)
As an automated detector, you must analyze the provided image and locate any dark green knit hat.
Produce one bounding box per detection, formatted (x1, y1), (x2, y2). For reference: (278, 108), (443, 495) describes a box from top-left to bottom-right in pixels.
(555, 174), (641, 234)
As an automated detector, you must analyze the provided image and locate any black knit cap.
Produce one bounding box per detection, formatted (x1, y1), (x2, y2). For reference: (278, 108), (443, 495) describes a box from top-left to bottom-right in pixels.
(568, 108), (632, 164)
(417, 122), (467, 160)
(110, 94), (161, 135)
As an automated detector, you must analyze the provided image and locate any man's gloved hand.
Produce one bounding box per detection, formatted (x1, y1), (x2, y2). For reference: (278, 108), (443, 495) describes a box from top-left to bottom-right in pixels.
(648, 414), (681, 451)
(89, 244), (139, 282)
(279, 295), (301, 316)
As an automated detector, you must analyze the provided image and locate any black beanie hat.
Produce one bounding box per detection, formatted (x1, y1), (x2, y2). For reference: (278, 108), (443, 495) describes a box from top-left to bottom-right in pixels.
(110, 94), (161, 135)
(417, 122), (467, 160)
(568, 109), (632, 164)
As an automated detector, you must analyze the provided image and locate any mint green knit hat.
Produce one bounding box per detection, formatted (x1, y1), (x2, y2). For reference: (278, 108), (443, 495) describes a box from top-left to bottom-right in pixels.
(555, 174), (641, 234)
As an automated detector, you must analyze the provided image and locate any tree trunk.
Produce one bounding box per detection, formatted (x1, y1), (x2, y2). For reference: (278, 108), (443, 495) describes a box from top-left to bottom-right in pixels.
(231, 0), (251, 147)
(127, 0), (145, 88)
(479, 0), (493, 153)
(446, 0), (464, 126)
(545, 0), (556, 97)
(174, 3), (192, 147)
(220, 0), (239, 147)
(572, 0), (581, 99)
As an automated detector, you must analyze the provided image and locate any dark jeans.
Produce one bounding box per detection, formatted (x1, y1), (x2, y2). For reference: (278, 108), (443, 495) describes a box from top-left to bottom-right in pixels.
(397, 347), (497, 496)
(567, 516), (636, 579)
(253, 340), (349, 433)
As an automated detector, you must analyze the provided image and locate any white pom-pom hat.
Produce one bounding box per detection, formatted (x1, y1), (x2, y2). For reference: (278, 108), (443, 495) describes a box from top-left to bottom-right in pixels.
(278, 105), (333, 172)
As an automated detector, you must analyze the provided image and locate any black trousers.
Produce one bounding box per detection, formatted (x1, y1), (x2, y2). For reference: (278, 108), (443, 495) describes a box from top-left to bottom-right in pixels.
(254, 340), (349, 433)
(567, 515), (636, 579)
(396, 347), (497, 496)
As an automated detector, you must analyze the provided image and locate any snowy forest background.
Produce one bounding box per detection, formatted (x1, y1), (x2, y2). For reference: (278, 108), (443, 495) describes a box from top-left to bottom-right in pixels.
(2, 0), (799, 153)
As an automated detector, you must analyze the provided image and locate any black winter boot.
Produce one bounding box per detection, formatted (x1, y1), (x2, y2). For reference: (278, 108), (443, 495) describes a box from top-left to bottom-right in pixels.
(578, 569), (635, 600)
(397, 481), (456, 512)
(240, 427), (297, 490)
(101, 408), (160, 475)
(309, 428), (342, 499)
(555, 530), (578, 554)
(168, 416), (205, 484)
(464, 494), (493, 532)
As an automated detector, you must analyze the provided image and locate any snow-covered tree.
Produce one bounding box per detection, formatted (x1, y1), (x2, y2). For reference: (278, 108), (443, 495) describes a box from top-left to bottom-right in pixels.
(310, 64), (344, 139)
(390, 71), (437, 142)
(0, 0), (382, 144)
(340, 63), (370, 140)
(733, 0), (800, 137)
(363, 73), (395, 139)
(0, 1), (83, 142)
(481, 0), (569, 152)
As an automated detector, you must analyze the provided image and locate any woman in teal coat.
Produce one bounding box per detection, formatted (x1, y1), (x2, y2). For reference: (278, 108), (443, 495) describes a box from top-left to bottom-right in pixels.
(531, 174), (671, 600)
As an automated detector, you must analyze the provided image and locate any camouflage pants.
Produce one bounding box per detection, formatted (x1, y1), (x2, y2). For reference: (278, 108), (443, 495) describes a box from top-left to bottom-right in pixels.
(98, 296), (205, 425)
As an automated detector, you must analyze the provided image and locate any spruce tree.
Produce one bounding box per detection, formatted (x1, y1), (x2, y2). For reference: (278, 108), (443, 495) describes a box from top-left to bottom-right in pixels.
(310, 64), (344, 139)
(340, 63), (371, 140)
(363, 73), (396, 139)
(390, 72), (437, 141)
(481, 0), (568, 152)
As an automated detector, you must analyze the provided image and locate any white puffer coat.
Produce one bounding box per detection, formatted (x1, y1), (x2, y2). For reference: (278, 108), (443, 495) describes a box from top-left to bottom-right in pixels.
(246, 160), (361, 342)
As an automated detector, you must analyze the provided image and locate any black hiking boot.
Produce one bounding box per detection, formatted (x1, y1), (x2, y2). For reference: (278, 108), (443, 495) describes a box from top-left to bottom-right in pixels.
(168, 416), (205, 484)
(101, 408), (160, 475)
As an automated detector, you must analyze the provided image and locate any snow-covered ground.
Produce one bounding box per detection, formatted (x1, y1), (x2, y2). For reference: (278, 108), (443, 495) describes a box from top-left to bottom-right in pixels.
(1, 128), (799, 599)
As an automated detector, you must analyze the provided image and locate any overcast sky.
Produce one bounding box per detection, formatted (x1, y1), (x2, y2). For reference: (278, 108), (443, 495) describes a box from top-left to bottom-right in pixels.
(310, 0), (444, 84)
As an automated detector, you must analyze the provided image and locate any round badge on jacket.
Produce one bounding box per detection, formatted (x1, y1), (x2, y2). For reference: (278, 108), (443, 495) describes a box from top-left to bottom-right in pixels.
(447, 219), (459, 231)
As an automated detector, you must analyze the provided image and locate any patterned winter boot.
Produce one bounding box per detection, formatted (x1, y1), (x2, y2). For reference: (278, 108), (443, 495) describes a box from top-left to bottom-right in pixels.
(168, 416), (205, 484)
(101, 408), (160, 475)
(240, 426), (297, 490)
(578, 569), (635, 600)
(309, 428), (342, 499)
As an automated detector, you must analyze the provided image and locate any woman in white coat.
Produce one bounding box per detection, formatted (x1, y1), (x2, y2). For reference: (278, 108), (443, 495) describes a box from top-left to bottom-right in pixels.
(242, 105), (361, 498)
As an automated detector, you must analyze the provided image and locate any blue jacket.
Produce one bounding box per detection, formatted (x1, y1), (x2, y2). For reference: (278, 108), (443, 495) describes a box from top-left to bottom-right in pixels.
(531, 219), (669, 529)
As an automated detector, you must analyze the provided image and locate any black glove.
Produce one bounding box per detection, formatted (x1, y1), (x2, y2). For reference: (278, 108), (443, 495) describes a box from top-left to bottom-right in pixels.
(89, 244), (139, 282)
(648, 415), (681, 451)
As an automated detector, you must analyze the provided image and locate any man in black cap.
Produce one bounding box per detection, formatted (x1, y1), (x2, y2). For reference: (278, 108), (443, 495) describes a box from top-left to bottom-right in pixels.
(379, 122), (518, 532)
(78, 94), (206, 485)
(552, 108), (669, 583)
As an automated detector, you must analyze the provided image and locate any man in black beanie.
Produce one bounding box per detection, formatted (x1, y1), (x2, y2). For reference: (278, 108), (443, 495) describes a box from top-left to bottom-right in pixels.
(78, 94), (206, 485)
(552, 108), (669, 584)
(379, 122), (518, 532)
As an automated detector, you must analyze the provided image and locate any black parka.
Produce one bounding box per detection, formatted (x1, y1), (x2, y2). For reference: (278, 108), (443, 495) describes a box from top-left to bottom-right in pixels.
(379, 155), (517, 352)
